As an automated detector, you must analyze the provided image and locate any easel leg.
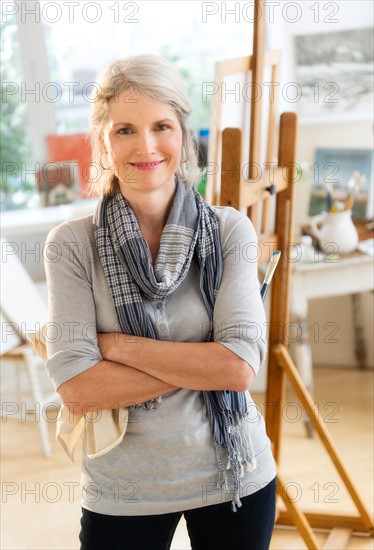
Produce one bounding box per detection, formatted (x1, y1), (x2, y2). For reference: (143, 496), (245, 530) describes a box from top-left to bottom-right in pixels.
(351, 293), (367, 369)
(276, 468), (321, 550)
(293, 316), (314, 438)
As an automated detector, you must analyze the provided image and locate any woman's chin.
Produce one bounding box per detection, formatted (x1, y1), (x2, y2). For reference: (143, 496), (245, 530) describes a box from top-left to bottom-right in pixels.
(119, 174), (176, 195)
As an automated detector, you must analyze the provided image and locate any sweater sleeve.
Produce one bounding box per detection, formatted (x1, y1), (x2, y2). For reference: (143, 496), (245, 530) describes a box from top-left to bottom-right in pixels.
(213, 207), (267, 376)
(44, 220), (103, 390)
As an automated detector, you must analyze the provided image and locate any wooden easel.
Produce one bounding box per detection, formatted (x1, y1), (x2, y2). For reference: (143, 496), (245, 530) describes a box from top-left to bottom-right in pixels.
(207, 1), (373, 547)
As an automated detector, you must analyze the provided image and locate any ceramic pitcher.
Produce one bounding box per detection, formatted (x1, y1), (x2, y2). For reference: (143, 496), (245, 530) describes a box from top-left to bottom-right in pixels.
(309, 210), (359, 254)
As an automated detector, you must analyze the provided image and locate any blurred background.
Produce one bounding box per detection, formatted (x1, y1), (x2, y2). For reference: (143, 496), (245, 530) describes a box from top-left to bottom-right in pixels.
(1, 2), (373, 548)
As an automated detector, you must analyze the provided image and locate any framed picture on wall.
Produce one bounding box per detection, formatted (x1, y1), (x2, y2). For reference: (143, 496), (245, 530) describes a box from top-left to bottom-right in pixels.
(294, 27), (373, 118)
(309, 147), (373, 220)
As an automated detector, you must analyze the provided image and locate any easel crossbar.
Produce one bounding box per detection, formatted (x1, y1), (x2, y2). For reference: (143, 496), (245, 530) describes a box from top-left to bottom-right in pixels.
(277, 510), (370, 534)
(221, 128), (288, 210)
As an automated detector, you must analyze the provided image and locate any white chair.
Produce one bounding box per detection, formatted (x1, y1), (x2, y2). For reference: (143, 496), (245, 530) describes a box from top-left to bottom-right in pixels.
(0, 239), (59, 457)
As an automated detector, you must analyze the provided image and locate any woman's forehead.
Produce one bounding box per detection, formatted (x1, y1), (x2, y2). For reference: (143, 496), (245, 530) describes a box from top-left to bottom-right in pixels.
(106, 91), (178, 123)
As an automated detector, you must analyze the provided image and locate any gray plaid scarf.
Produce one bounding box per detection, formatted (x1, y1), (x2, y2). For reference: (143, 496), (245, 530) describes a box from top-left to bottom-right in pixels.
(93, 177), (255, 511)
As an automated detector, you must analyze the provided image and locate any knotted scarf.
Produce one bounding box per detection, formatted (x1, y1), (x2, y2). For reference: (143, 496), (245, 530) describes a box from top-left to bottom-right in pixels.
(93, 177), (256, 511)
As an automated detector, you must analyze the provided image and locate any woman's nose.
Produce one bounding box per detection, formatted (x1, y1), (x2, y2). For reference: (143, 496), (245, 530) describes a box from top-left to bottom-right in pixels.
(135, 131), (156, 156)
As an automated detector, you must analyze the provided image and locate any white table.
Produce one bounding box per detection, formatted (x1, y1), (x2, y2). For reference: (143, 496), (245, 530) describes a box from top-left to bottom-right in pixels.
(1, 200), (98, 281)
(1, 199), (98, 238)
(290, 252), (374, 435)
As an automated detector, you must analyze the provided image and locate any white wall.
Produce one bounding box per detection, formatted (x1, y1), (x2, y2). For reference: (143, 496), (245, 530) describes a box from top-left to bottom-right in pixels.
(267, 0), (373, 114)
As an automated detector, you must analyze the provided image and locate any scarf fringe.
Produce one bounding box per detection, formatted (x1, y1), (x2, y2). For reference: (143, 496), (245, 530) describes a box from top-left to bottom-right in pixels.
(214, 411), (257, 512)
(129, 396), (163, 413)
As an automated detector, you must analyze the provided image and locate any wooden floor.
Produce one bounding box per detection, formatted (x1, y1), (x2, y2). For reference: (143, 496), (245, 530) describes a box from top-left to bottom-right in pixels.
(1, 367), (373, 550)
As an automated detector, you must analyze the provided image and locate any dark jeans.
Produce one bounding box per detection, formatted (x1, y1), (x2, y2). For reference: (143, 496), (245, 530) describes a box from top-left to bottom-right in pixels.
(79, 477), (276, 550)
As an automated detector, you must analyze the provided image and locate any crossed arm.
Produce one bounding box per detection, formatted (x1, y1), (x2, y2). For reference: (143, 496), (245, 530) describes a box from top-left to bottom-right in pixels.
(49, 212), (264, 416)
(58, 335), (254, 415)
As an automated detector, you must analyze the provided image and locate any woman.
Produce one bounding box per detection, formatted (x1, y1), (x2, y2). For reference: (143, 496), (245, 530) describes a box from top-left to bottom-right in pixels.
(45, 54), (276, 550)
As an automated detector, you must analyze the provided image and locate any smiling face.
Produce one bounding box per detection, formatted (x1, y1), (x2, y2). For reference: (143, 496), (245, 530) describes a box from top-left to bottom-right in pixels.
(102, 91), (183, 200)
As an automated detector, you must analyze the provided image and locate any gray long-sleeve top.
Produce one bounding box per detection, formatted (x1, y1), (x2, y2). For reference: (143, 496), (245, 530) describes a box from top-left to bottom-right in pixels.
(45, 205), (276, 515)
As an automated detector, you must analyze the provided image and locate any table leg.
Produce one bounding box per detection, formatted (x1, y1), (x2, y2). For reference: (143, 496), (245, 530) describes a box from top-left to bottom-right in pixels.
(351, 293), (367, 369)
(292, 317), (314, 438)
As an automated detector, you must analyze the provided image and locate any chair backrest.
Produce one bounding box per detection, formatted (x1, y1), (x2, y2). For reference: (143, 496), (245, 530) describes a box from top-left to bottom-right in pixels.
(0, 311), (22, 354)
(36, 160), (81, 207)
(46, 133), (92, 198)
(0, 239), (48, 349)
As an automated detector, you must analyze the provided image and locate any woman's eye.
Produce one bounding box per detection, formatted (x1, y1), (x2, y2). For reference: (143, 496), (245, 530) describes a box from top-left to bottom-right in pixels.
(156, 124), (169, 131)
(118, 127), (133, 135)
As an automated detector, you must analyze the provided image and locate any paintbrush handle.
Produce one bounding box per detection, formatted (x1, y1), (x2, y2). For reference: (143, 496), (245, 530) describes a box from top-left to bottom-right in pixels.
(344, 193), (356, 211)
(260, 250), (281, 302)
(260, 283), (269, 302)
(326, 191), (333, 212)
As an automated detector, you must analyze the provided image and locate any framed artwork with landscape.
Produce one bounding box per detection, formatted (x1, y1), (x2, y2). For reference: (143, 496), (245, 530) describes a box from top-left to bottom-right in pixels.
(294, 27), (373, 119)
(308, 147), (373, 220)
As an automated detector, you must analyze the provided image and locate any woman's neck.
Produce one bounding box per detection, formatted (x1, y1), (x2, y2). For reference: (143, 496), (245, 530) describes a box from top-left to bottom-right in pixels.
(120, 181), (177, 235)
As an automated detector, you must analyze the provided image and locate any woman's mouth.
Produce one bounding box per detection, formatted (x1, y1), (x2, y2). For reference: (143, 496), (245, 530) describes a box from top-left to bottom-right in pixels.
(130, 160), (164, 170)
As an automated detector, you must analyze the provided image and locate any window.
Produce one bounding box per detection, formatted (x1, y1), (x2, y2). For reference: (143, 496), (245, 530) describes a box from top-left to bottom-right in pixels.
(1, 10), (34, 210)
(2, 0), (258, 209)
(41, 0), (256, 133)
